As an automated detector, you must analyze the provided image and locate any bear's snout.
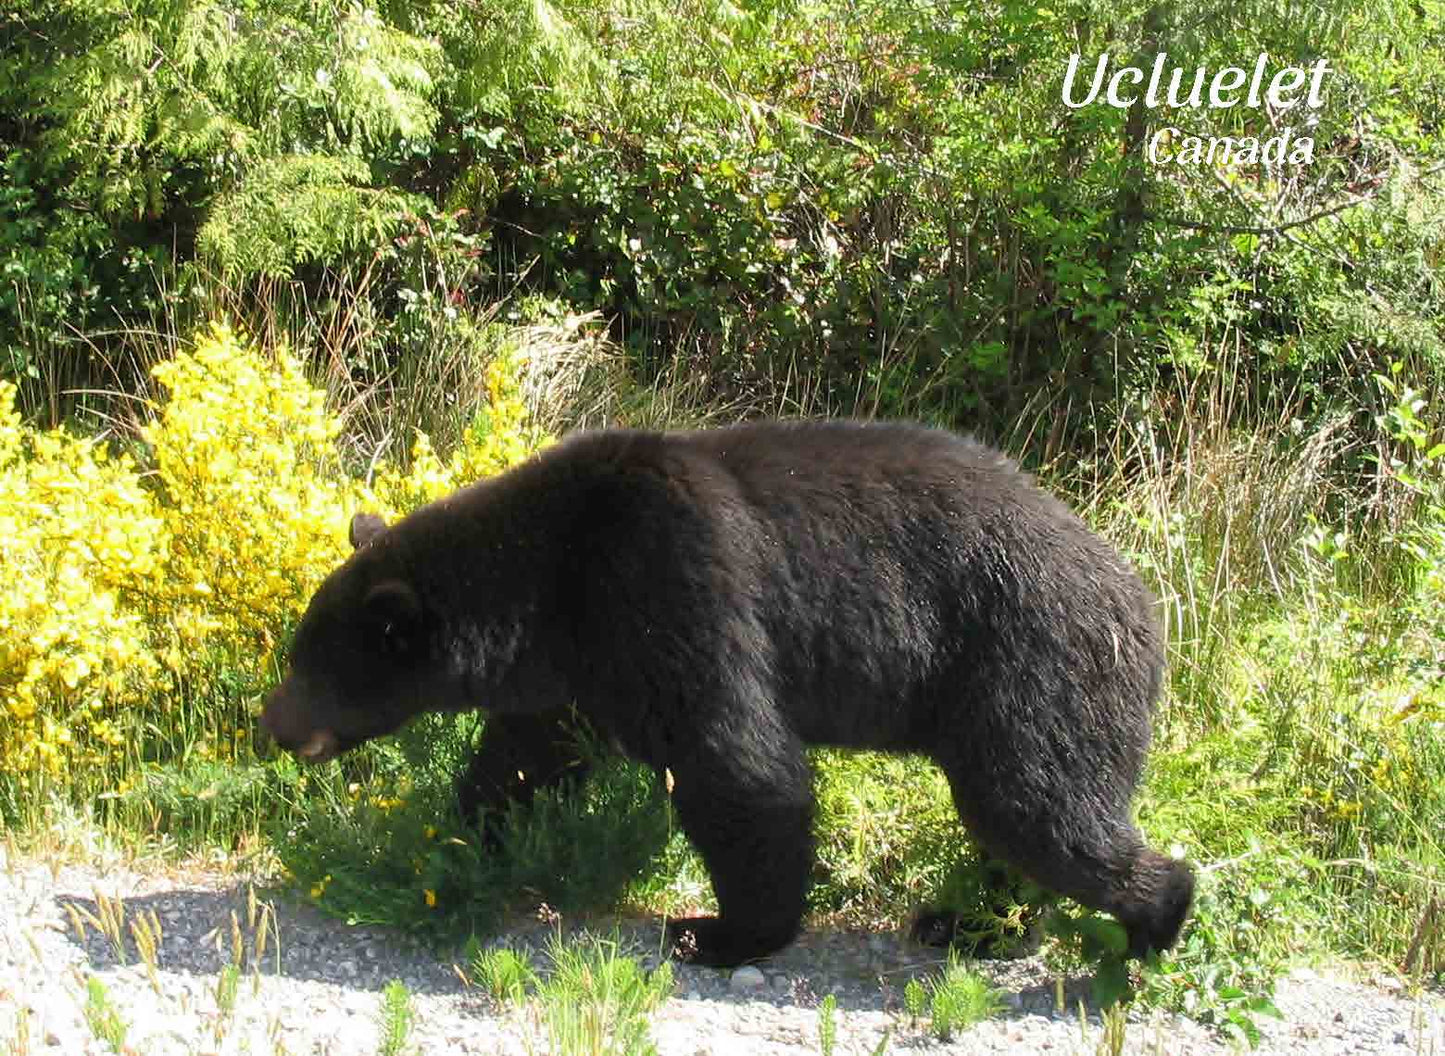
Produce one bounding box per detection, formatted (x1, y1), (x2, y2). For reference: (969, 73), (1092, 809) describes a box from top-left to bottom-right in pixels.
(259, 684), (340, 762)
(293, 728), (339, 761)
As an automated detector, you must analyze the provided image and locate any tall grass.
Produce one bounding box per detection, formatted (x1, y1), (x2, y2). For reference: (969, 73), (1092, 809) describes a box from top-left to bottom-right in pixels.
(1043, 336), (1445, 982)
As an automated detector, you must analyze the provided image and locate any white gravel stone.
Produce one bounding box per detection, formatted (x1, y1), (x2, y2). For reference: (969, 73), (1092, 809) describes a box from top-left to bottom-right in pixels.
(729, 966), (768, 993)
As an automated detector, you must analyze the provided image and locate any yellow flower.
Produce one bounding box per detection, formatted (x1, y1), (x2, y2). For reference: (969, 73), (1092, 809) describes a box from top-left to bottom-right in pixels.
(1, 321), (547, 803)
(424, 889), (437, 909)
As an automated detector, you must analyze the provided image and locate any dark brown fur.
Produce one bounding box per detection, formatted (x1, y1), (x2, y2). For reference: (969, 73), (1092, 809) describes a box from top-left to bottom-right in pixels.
(261, 420), (1193, 966)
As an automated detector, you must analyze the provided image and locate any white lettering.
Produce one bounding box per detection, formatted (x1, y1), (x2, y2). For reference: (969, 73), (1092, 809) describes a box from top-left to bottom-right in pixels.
(1267, 67), (1307, 108)
(1166, 65), (1207, 109)
(1307, 59), (1331, 107)
(1147, 126), (1177, 162)
(1062, 53), (1109, 109)
(1107, 66), (1144, 108)
(1209, 67), (1247, 108)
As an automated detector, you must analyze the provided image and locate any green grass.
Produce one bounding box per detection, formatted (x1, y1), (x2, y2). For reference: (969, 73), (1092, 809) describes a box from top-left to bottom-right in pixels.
(82, 976), (128, 1054)
(472, 944), (537, 1005)
(470, 932), (672, 1054)
(377, 980), (415, 1056)
(213, 963), (240, 1044)
(903, 977), (927, 1023)
(268, 740), (678, 943)
(810, 750), (967, 927)
(533, 932), (674, 1056)
(903, 950), (1005, 1041)
(817, 993), (838, 1056)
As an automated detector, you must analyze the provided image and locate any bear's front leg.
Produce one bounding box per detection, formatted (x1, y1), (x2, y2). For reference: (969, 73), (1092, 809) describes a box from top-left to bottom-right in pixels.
(663, 726), (814, 968)
(457, 711), (592, 840)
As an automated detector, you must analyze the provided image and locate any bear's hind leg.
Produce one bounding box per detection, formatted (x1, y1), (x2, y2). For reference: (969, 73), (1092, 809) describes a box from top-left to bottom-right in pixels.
(664, 728), (814, 968)
(938, 762), (1193, 960)
(457, 711), (592, 838)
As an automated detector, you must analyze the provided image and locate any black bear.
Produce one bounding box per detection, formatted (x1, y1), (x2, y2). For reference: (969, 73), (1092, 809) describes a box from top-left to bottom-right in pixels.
(260, 420), (1192, 967)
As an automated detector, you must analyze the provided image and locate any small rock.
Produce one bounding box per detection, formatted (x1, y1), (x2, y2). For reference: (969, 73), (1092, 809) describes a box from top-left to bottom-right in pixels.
(729, 965), (766, 993)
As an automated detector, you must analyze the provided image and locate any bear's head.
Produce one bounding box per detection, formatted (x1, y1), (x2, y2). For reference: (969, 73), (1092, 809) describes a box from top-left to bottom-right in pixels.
(260, 511), (462, 762)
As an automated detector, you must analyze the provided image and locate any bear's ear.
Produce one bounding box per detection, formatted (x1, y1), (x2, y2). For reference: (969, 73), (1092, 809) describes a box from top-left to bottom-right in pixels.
(350, 512), (388, 550)
(363, 580), (424, 657)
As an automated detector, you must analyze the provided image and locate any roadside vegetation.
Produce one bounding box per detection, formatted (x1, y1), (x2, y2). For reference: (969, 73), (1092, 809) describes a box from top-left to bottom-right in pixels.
(2, 0), (1442, 1048)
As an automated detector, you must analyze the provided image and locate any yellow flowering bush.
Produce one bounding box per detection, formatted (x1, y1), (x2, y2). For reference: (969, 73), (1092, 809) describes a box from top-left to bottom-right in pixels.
(143, 323), (356, 661)
(0, 381), (165, 779)
(1, 323), (545, 802)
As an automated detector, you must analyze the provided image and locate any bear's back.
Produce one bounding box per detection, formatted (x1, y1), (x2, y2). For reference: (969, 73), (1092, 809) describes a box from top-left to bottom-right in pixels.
(534, 421), (1160, 751)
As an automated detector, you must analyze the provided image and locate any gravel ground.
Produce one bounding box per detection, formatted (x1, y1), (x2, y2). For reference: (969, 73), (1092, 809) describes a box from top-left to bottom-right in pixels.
(1, 849), (1440, 1055)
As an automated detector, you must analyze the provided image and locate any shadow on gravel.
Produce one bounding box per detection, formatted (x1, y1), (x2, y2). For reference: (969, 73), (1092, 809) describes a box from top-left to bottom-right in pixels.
(52, 881), (1112, 1017)
(53, 882), (470, 995)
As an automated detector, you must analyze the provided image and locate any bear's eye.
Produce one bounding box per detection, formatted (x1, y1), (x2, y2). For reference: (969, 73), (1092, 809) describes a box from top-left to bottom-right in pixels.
(363, 580), (423, 659)
(380, 620), (409, 655)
